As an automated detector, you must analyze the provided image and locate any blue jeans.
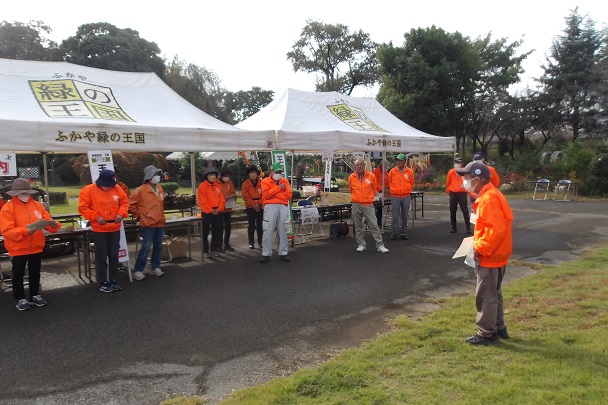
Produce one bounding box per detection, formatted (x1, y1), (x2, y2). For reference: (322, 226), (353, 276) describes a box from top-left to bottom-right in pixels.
(134, 227), (164, 273)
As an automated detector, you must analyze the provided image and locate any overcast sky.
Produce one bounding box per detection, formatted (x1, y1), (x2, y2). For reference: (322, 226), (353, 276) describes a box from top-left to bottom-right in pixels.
(4, 1), (607, 97)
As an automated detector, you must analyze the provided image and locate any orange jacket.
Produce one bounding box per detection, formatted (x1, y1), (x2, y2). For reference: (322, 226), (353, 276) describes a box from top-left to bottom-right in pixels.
(241, 178), (263, 208)
(261, 176), (292, 206)
(78, 184), (129, 233)
(0, 197), (61, 256)
(388, 166), (415, 197)
(348, 171), (377, 206)
(128, 184), (166, 228)
(372, 166), (390, 194)
(0, 199), (5, 209)
(488, 165), (500, 188)
(197, 180), (225, 214)
(473, 183), (513, 267)
(219, 179), (237, 212)
(445, 168), (467, 193)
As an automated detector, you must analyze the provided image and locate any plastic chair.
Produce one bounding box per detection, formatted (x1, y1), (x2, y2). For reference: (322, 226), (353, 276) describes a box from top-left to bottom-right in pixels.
(533, 179), (551, 200)
(554, 180), (572, 201)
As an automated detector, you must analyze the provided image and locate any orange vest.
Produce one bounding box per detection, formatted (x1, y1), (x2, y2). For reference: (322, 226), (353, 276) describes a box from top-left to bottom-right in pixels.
(241, 178), (263, 208)
(128, 184), (166, 228)
(197, 180), (225, 214)
(388, 166), (415, 197)
(445, 168), (466, 193)
(219, 179), (237, 212)
(473, 183), (513, 267)
(78, 184), (129, 233)
(261, 176), (292, 207)
(0, 197), (61, 256)
(348, 171), (377, 206)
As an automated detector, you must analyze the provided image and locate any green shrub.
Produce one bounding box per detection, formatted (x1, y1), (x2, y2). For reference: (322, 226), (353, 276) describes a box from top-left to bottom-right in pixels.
(586, 154), (608, 196)
(161, 181), (180, 195)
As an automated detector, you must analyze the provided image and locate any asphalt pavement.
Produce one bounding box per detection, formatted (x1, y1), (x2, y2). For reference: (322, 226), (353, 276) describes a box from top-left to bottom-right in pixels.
(0, 194), (606, 404)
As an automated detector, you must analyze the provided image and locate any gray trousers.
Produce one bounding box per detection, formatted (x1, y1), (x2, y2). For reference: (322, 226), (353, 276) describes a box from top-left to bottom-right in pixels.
(351, 203), (384, 248)
(391, 196), (411, 236)
(262, 204), (289, 257)
(475, 265), (506, 337)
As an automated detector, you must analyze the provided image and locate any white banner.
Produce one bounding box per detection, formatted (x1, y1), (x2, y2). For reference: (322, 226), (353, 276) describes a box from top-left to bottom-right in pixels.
(87, 150), (129, 263)
(324, 158), (333, 192)
(0, 152), (17, 177)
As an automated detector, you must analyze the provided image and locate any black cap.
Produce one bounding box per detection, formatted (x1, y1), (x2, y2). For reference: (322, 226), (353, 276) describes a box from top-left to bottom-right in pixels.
(455, 161), (490, 180)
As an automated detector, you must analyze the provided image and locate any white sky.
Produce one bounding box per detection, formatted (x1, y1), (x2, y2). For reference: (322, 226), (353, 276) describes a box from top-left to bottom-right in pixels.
(3, 1), (607, 97)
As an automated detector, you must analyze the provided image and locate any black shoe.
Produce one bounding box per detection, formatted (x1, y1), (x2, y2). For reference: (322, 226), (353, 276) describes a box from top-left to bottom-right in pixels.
(496, 328), (510, 339)
(466, 229), (472, 235)
(260, 256), (270, 263)
(465, 333), (500, 345)
(279, 255), (290, 262)
(258, 242), (263, 248)
(248, 243), (255, 249)
(224, 245), (235, 252)
(390, 234), (397, 240)
(401, 234), (409, 240)
(450, 228), (457, 233)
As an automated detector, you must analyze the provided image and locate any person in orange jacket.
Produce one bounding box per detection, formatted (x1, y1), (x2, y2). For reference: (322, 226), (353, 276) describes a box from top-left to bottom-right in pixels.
(128, 165), (166, 281)
(388, 153), (415, 240)
(348, 159), (389, 253)
(372, 159), (390, 227)
(197, 167), (225, 258)
(260, 162), (292, 263)
(445, 157), (471, 234)
(0, 178), (62, 310)
(456, 161), (513, 345)
(219, 168), (237, 252)
(78, 169), (129, 293)
(241, 165), (264, 249)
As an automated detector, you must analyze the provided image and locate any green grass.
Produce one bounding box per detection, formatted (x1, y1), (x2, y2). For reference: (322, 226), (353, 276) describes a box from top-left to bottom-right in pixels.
(204, 245), (608, 405)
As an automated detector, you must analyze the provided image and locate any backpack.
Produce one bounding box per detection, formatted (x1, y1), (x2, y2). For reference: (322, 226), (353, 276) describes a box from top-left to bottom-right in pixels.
(329, 221), (349, 238)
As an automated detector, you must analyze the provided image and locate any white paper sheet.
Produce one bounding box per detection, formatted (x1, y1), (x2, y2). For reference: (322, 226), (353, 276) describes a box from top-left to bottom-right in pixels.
(452, 236), (475, 259)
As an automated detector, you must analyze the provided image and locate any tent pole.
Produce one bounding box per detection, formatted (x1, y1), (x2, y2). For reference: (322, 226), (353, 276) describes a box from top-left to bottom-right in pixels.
(42, 152), (50, 212)
(290, 151), (295, 186)
(190, 152), (196, 196)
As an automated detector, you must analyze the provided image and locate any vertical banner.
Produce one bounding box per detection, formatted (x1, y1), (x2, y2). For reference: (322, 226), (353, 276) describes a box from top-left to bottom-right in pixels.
(87, 150), (129, 263)
(322, 151), (333, 192)
(271, 150), (295, 242)
(0, 152), (17, 177)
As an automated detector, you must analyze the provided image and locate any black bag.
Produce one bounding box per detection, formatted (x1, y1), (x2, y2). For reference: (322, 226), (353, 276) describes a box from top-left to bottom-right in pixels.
(329, 221), (349, 238)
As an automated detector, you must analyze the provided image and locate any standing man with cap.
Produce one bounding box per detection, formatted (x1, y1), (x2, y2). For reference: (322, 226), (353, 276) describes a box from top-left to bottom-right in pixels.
(197, 167), (225, 258)
(241, 165), (264, 249)
(473, 152), (500, 188)
(445, 157), (471, 234)
(260, 162), (292, 263)
(456, 161), (513, 345)
(348, 159), (389, 253)
(128, 165), (166, 280)
(78, 169), (129, 293)
(388, 153), (415, 240)
(0, 178), (62, 310)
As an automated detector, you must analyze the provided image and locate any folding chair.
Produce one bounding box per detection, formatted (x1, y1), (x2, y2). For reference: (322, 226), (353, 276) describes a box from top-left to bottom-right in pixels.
(554, 180), (572, 201)
(294, 203), (323, 243)
(533, 179), (551, 200)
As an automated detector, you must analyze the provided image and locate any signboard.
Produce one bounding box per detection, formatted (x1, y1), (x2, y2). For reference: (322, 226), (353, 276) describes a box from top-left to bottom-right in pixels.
(0, 152), (17, 177)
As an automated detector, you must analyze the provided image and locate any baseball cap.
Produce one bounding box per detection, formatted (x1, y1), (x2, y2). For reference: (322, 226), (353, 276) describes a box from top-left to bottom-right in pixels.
(455, 161), (490, 180)
(271, 162), (284, 172)
(396, 153), (406, 161)
(473, 152), (484, 161)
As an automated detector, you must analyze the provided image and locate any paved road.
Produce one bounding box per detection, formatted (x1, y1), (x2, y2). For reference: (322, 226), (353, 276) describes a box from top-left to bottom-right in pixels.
(0, 195), (606, 404)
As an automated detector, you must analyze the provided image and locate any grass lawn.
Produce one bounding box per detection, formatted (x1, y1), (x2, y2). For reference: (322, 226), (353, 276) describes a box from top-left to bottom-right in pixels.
(162, 244), (608, 405)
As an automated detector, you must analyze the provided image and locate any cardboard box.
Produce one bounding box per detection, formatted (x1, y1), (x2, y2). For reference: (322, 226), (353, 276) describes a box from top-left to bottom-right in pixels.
(162, 238), (188, 260)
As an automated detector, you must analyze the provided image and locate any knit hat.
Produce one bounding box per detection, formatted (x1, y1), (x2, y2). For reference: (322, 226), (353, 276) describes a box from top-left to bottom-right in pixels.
(7, 178), (38, 196)
(95, 169), (116, 188)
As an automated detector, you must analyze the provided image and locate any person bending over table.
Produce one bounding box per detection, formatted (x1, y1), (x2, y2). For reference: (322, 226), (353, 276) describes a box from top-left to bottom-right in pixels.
(260, 162), (292, 263)
(348, 159), (388, 254)
(78, 169), (129, 293)
(0, 178), (62, 311)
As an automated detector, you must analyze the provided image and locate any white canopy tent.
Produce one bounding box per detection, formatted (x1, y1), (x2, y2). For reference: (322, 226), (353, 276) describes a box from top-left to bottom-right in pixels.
(236, 88), (455, 153)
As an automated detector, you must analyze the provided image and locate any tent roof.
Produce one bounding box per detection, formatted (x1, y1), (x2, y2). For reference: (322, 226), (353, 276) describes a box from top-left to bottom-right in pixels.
(237, 88), (455, 153)
(0, 58), (274, 153)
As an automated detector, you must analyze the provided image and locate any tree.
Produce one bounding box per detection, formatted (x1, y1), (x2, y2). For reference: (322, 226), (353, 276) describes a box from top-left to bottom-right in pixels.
(539, 8), (605, 141)
(223, 87), (274, 124)
(287, 20), (379, 95)
(60, 22), (166, 78)
(0, 20), (60, 61)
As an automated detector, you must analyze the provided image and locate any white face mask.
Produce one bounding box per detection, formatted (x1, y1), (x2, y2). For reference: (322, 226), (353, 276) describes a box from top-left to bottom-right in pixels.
(272, 173), (282, 181)
(463, 177), (479, 193)
(150, 175), (161, 184)
(222, 176), (230, 182)
(18, 194), (31, 203)
(454, 164), (462, 169)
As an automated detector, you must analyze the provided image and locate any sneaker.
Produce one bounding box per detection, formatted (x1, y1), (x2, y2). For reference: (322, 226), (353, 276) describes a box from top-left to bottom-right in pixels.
(390, 235), (397, 240)
(132, 271), (146, 281)
(224, 245), (235, 252)
(496, 328), (510, 339)
(149, 268), (164, 277)
(260, 256), (270, 263)
(29, 295), (47, 307)
(16, 299), (30, 311)
(248, 243), (255, 249)
(279, 255), (291, 262)
(377, 245), (389, 253)
(401, 234), (409, 240)
(356, 245), (366, 252)
(110, 281), (122, 291)
(465, 333), (500, 345)
(99, 282), (114, 293)
(204, 252), (212, 258)
(211, 251), (221, 257)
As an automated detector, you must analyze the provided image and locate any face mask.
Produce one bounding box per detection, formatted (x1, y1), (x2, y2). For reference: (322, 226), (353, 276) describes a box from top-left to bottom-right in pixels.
(222, 176), (230, 182)
(150, 175), (161, 184)
(272, 173), (282, 181)
(249, 173), (258, 179)
(18, 194), (31, 203)
(454, 164), (462, 169)
(464, 177), (479, 193)
(207, 175), (217, 182)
